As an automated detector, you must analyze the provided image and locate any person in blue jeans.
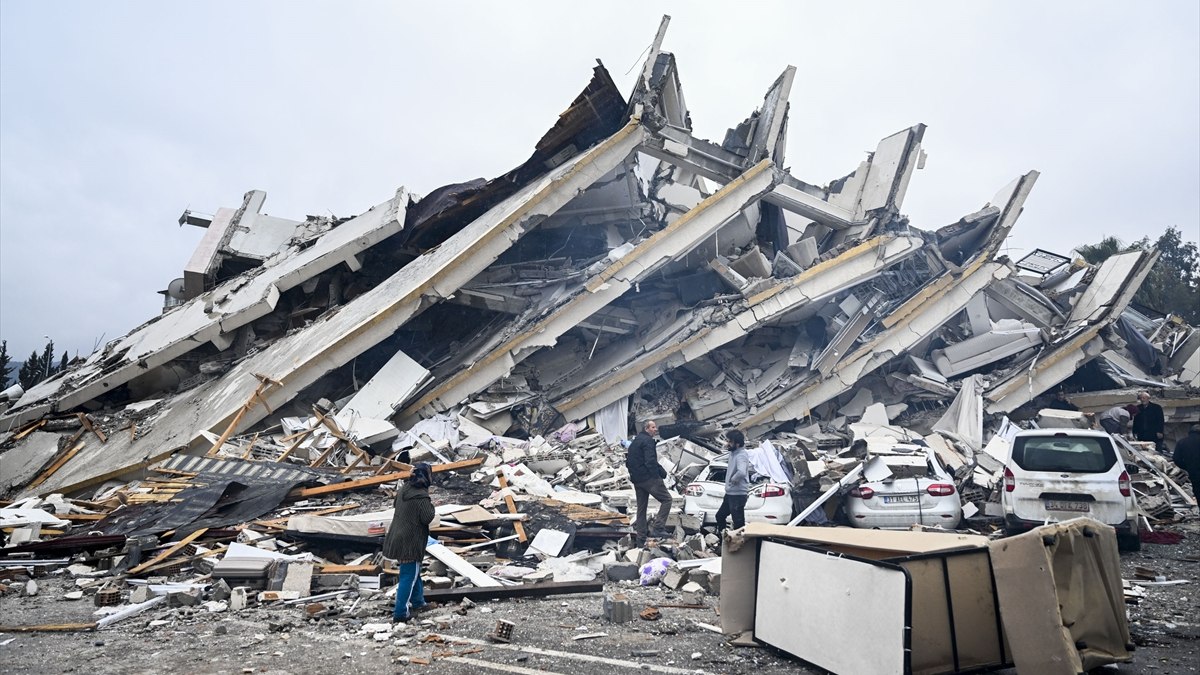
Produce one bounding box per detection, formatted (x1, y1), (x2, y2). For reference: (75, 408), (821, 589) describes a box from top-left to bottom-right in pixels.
(383, 462), (435, 622)
(715, 430), (750, 532)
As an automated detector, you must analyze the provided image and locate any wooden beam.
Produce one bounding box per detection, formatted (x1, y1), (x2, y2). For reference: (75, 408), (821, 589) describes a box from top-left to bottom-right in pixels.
(11, 420), (47, 441)
(253, 503), (360, 529)
(497, 474), (528, 543)
(241, 432), (260, 460)
(127, 528), (208, 576)
(207, 374), (276, 457)
(25, 441), (85, 492)
(291, 457), (483, 499)
(134, 544), (228, 576)
(78, 413), (107, 444)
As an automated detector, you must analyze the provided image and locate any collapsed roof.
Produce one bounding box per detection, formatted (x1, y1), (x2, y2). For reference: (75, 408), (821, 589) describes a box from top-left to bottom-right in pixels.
(2, 17), (1197, 500)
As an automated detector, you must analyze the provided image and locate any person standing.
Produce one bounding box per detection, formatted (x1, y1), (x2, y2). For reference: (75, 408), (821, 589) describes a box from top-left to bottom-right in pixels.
(715, 430), (750, 532)
(1172, 424), (1200, 489)
(626, 419), (671, 542)
(384, 462), (435, 623)
(1097, 405), (1132, 436)
(1132, 390), (1166, 451)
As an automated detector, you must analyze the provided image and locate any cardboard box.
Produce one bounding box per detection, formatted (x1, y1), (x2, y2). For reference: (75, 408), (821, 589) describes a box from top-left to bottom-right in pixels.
(721, 519), (1131, 674)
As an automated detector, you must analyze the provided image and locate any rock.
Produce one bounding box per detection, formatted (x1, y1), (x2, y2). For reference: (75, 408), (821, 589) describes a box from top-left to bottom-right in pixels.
(214, 625), (228, 635)
(167, 591), (199, 607)
(210, 579), (231, 602)
(662, 566), (689, 590)
(24, 580), (38, 596)
(130, 586), (152, 604)
(202, 601), (228, 613)
(63, 591), (84, 601)
(679, 581), (706, 605)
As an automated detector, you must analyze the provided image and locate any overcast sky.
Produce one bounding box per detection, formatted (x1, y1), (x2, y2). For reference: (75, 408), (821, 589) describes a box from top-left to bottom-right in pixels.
(1, 1), (1197, 362)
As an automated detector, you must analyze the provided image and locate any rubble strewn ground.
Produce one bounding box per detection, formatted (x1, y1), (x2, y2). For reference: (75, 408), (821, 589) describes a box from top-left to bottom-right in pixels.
(2, 16), (1199, 674)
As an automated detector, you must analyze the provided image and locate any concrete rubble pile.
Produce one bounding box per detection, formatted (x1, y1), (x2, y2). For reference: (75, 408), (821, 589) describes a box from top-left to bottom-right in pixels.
(0, 16), (1196, 672)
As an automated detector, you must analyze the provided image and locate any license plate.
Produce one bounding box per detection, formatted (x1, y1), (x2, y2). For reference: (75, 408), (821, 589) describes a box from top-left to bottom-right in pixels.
(883, 495), (918, 504)
(1044, 499), (1090, 512)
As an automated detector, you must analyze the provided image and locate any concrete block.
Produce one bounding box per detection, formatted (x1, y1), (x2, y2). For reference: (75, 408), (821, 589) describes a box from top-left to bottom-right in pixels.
(687, 570), (712, 592)
(662, 566), (689, 590)
(603, 593), (633, 624)
(679, 581), (706, 605)
(314, 573), (360, 590)
(281, 562), (313, 597)
(228, 587), (248, 611)
(168, 591), (199, 607)
(603, 562), (639, 582)
(130, 585), (152, 604)
(210, 579), (231, 602)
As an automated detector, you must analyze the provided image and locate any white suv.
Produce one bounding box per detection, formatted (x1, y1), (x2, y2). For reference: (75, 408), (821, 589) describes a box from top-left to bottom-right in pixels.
(1001, 429), (1140, 551)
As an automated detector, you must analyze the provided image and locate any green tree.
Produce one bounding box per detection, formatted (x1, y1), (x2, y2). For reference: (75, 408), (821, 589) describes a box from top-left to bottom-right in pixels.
(18, 349), (44, 389)
(15, 338), (64, 389)
(0, 340), (11, 387)
(1075, 227), (1200, 324)
(1075, 235), (1126, 265)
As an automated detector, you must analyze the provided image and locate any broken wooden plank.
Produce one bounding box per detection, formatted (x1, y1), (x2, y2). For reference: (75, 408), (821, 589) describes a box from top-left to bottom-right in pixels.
(206, 374), (278, 457)
(497, 473), (528, 543)
(25, 441), (86, 492)
(291, 457), (484, 499)
(253, 503), (361, 529)
(127, 528), (209, 576)
(422, 580), (605, 602)
(135, 544), (229, 576)
(78, 413), (107, 444)
(11, 420), (47, 442)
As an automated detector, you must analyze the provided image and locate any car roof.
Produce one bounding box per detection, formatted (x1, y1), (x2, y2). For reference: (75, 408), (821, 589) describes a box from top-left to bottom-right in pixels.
(1012, 429), (1112, 439)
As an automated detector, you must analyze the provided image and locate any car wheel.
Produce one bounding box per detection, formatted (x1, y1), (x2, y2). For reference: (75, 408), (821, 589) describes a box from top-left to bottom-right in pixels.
(1117, 529), (1142, 552)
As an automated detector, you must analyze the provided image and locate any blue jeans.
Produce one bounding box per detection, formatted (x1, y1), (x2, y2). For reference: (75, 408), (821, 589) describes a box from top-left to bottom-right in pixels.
(393, 560), (426, 620)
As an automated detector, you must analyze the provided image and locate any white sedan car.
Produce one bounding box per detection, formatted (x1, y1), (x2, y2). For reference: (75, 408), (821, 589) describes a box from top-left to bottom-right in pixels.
(845, 445), (962, 529)
(682, 453), (794, 526)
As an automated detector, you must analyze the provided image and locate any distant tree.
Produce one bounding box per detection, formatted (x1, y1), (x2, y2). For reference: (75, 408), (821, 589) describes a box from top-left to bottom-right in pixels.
(59, 352), (69, 373)
(0, 340), (12, 387)
(1075, 227), (1200, 324)
(18, 349), (44, 389)
(1074, 236), (1126, 265)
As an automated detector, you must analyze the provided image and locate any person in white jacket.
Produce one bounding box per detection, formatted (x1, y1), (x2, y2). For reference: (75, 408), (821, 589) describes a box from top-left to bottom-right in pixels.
(716, 430), (749, 531)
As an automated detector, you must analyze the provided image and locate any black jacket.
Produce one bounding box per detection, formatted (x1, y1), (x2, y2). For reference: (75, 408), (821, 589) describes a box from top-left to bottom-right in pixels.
(626, 431), (665, 483)
(383, 484), (435, 562)
(1132, 402), (1165, 441)
(1173, 431), (1200, 475)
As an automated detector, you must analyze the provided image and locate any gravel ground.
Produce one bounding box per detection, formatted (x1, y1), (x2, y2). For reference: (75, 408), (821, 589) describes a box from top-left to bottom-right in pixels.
(2, 520), (1197, 675)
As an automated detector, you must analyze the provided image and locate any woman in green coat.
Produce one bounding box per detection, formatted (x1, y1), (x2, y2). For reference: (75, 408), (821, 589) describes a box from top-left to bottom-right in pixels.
(383, 462), (435, 622)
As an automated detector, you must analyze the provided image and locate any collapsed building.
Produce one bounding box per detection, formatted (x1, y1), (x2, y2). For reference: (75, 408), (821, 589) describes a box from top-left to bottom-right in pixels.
(2, 20), (1196, 499)
(2, 17), (1198, 672)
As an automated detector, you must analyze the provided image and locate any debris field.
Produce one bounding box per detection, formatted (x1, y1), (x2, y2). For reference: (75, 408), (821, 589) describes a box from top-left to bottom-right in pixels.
(2, 16), (1197, 675)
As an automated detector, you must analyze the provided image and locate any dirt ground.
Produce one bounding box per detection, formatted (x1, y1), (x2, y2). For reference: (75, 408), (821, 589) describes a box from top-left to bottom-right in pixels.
(2, 521), (1198, 675)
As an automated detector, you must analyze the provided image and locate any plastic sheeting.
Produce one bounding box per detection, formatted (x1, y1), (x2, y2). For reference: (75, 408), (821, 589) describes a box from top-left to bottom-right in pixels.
(745, 440), (793, 483)
(933, 373), (984, 456)
(595, 396), (630, 445)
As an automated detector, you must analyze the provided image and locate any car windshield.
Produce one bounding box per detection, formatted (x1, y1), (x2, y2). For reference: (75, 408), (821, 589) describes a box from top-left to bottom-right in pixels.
(1011, 435), (1117, 473)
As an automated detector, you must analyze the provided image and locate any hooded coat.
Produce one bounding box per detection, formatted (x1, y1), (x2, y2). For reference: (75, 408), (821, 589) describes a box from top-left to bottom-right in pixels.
(383, 483), (435, 562)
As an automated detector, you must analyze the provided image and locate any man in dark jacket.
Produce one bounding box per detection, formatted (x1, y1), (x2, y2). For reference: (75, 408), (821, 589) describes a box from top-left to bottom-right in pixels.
(384, 463), (435, 622)
(1173, 425), (1200, 488)
(1132, 390), (1166, 451)
(626, 420), (671, 542)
